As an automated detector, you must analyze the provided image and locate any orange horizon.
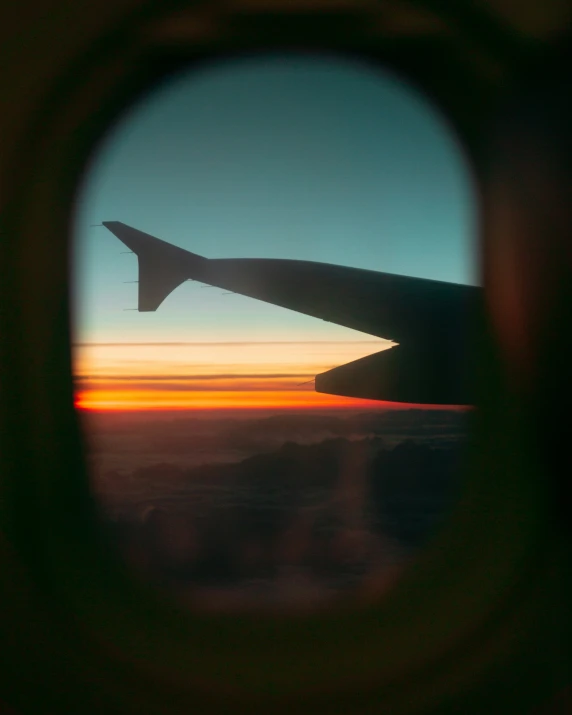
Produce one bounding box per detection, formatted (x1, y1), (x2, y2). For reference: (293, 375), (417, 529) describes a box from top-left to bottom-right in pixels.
(74, 388), (387, 411)
(74, 390), (464, 413)
(72, 341), (467, 413)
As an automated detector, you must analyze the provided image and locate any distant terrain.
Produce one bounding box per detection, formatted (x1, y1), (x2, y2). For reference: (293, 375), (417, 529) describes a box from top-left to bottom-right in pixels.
(84, 407), (469, 472)
(85, 408), (469, 611)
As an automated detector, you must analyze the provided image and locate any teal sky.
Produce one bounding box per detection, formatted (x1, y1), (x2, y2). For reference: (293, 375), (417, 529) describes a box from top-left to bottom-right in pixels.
(72, 53), (477, 347)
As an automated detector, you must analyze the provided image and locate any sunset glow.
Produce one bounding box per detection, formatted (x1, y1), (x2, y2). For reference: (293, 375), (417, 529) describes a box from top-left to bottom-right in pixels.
(74, 339), (393, 411)
(74, 388), (385, 411)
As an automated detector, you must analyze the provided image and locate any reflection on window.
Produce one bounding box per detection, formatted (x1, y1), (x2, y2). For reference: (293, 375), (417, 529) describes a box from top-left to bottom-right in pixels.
(73, 53), (475, 612)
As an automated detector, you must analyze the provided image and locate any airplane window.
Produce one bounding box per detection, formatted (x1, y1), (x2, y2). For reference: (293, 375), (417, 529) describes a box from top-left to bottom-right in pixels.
(72, 53), (476, 613)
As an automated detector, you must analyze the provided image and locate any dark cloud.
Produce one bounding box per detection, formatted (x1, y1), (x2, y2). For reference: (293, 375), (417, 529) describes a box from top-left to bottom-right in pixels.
(75, 374), (316, 392)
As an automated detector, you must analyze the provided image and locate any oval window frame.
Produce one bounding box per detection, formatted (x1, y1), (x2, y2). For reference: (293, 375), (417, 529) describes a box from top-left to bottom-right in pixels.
(0, 3), (553, 713)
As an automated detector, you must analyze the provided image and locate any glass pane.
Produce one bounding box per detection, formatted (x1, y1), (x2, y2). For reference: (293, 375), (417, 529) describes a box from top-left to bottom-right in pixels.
(72, 53), (476, 613)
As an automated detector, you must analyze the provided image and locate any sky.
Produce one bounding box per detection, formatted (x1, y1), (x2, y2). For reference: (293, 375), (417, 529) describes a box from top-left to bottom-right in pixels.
(72, 53), (477, 411)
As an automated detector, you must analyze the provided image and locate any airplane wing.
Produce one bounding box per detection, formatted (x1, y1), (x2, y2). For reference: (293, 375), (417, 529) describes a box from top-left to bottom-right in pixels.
(102, 221), (480, 404)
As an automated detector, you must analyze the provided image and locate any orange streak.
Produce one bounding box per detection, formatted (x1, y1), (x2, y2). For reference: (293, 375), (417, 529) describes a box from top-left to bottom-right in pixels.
(74, 388), (382, 411)
(75, 389), (465, 412)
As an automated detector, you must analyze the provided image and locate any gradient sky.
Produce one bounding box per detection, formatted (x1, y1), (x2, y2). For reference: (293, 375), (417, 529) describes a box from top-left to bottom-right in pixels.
(72, 53), (477, 411)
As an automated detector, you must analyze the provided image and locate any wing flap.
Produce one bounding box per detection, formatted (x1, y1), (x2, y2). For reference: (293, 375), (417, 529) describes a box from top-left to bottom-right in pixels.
(315, 340), (473, 405)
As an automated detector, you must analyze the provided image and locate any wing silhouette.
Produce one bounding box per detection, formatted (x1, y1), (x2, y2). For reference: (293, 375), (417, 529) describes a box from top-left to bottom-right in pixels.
(103, 221), (479, 405)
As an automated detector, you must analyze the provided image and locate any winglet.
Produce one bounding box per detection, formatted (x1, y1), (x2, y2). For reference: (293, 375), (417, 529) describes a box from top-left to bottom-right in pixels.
(102, 222), (207, 311)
